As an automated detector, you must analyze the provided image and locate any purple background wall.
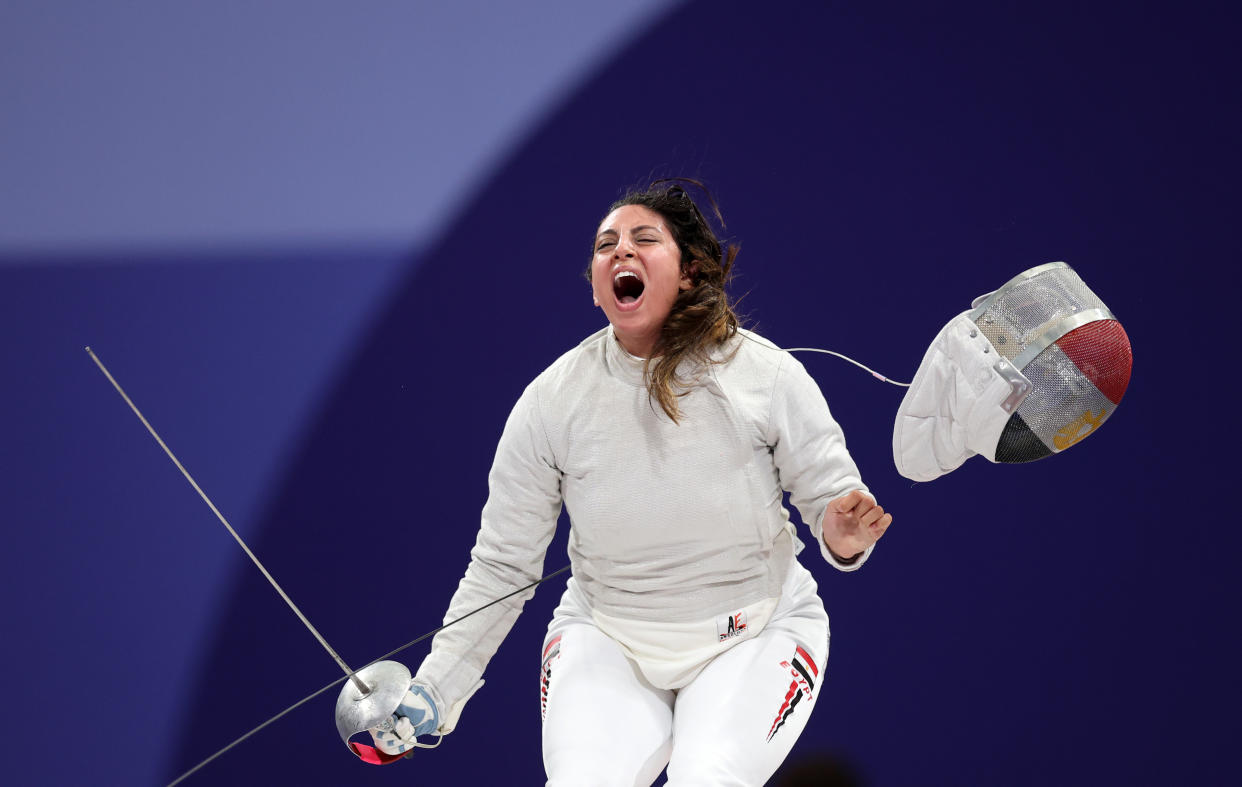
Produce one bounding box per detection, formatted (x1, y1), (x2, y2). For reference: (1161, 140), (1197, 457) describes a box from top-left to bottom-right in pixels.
(2, 2), (1237, 785)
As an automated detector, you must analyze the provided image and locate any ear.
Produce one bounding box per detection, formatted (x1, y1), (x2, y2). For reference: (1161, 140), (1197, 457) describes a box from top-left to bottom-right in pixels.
(679, 262), (699, 291)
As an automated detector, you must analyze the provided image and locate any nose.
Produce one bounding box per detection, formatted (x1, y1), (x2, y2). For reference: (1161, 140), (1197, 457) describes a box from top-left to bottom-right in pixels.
(613, 236), (635, 259)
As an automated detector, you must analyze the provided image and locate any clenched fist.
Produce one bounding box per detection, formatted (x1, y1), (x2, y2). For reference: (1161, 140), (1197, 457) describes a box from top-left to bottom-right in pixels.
(822, 490), (892, 562)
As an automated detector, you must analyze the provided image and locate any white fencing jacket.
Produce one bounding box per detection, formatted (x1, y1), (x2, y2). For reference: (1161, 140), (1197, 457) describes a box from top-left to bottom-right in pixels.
(416, 326), (872, 713)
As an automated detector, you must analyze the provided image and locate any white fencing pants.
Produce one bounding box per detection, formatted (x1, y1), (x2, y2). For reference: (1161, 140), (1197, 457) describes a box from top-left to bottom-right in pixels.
(541, 564), (829, 787)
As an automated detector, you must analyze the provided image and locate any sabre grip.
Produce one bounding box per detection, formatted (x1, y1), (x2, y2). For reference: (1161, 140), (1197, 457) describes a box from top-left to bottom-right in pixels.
(369, 683), (442, 755)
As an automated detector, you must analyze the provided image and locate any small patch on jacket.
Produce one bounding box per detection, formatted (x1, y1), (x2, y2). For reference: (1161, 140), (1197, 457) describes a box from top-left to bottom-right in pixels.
(716, 611), (749, 642)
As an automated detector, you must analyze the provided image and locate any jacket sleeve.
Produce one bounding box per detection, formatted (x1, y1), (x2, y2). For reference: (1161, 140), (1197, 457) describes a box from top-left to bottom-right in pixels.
(414, 378), (563, 713)
(766, 353), (875, 572)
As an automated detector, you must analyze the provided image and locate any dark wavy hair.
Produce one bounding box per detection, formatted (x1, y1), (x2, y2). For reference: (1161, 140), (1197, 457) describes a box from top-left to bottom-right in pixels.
(587, 178), (741, 422)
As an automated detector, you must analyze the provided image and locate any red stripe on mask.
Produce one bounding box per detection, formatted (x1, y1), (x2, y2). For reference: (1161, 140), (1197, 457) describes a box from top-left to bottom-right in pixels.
(1055, 320), (1132, 405)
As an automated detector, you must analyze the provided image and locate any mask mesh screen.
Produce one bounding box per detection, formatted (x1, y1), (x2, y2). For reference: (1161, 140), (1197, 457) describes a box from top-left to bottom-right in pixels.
(1055, 319), (1132, 404)
(974, 266), (1108, 363)
(1013, 341), (1117, 453)
(984, 266), (1133, 463)
(994, 412), (1053, 463)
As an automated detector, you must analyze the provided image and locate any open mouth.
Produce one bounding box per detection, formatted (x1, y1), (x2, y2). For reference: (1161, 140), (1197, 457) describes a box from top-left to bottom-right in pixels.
(613, 270), (645, 304)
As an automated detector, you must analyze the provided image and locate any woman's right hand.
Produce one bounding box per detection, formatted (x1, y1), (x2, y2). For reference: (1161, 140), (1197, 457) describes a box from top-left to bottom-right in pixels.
(369, 682), (442, 755)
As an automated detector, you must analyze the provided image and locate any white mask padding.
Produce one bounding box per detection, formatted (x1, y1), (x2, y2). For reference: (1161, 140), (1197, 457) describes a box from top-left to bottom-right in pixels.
(892, 312), (1025, 482)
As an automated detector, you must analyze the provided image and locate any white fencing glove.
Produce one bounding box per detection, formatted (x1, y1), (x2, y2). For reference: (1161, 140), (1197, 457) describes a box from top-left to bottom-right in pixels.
(368, 678), (484, 755)
(369, 682), (442, 755)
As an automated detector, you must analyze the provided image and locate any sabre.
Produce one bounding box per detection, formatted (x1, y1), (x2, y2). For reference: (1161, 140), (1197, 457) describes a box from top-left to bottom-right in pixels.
(85, 346), (370, 696)
(85, 346), (572, 784)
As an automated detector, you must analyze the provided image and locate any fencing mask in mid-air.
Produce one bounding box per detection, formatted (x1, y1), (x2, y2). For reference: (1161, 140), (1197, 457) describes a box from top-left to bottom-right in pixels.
(893, 262), (1132, 482)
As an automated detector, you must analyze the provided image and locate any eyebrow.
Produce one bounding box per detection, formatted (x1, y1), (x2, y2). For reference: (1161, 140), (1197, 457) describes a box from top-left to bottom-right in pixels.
(595, 224), (663, 242)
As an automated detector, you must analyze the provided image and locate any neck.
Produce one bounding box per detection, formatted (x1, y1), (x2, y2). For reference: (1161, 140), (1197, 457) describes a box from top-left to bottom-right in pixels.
(615, 330), (658, 359)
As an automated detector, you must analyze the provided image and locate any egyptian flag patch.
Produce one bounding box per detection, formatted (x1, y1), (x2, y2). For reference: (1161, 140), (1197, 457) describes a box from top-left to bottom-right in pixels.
(766, 644), (818, 742)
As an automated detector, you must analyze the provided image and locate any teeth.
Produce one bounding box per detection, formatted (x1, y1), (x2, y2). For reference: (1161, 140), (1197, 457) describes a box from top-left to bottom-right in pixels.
(614, 270), (639, 284)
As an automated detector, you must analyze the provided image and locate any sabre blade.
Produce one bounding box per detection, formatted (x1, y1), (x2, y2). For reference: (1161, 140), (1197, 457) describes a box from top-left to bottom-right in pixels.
(85, 346), (370, 696)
